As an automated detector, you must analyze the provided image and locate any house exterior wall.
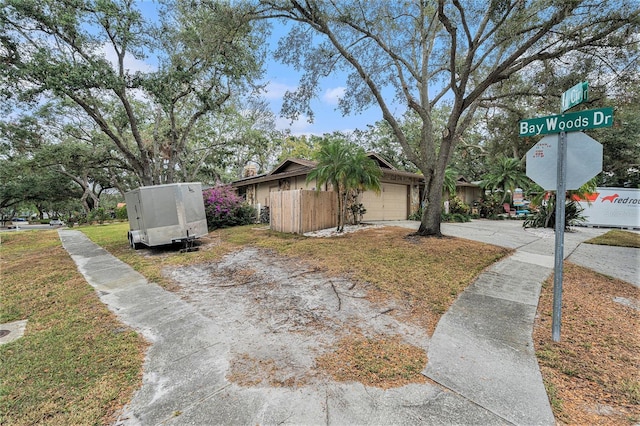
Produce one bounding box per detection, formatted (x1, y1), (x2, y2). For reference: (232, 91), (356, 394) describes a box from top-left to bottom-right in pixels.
(255, 184), (272, 207)
(286, 175), (316, 191)
(243, 177), (424, 219)
(232, 157), (425, 222)
(253, 177), (318, 207)
(445, 183), (482, 206)
(251, 178), (420, 219)
(456, 186), (483, 205)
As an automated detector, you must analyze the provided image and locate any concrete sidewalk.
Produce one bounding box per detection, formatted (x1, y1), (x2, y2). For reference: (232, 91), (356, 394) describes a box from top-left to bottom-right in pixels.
(374, 220), (618, 425)
(58, 221), (635, 425)
(428, 221), (623, 425)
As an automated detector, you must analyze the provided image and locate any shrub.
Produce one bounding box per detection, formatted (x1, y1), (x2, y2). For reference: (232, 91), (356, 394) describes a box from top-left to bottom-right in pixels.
(116, 205), (128, 220)
(68, 214), (84, 225)
(442, 212), (471, 223)
(448, 196), (471, 215)
(203, 186), (256, 230)
(234, 204), (259, 225)
(478, 193), (503, 219)
(409, 207), (423, 221)
(410, 207), (472, 223)
(88, 207), (109, 224)
(523, 197), (585, 229)
(259, 206), (270, 224)
(348, 203), (367, 225)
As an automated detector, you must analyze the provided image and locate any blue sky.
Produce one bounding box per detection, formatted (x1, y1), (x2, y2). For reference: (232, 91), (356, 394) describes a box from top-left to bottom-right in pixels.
(259, 25), (384, 136)
(131, 1), (382, 136)
(261, 59), (384, 136)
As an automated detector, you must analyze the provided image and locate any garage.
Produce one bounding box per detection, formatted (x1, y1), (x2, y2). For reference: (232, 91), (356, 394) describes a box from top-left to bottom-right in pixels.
(232, 154), (424, 225)
(361, 183), (408, 221)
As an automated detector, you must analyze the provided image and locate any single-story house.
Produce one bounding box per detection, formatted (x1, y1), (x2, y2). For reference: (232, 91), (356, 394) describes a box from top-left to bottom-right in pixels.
(452, 177), (483, 206)
(231, 153), (425, 221)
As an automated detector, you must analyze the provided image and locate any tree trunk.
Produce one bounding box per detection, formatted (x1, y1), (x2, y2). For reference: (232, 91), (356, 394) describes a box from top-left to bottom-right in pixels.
(339, 191), (348, 232)
(416, 176), (444, 237)
(141, 169), (154, 187)
(335, 188), (343, 232)
(416, 142), (452, 238)
(80, 187), (93, 214)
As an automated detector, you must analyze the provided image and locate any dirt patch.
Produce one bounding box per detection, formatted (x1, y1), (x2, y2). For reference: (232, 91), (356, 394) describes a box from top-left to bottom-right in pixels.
(163, 247), (430, 389)
(227, 352), (313, 388)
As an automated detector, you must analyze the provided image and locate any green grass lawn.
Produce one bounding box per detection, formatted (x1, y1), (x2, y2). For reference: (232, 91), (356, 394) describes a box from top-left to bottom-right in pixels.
(585, 229), (640, 248)
(80, 223), (511, 331)
(1, 222), (510, 423)
(534, 227), (640, 424)
(0, 230), (147, 425)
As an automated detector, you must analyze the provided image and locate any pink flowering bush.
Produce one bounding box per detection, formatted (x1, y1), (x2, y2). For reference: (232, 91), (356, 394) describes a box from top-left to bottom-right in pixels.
(203, 185), (256, 230)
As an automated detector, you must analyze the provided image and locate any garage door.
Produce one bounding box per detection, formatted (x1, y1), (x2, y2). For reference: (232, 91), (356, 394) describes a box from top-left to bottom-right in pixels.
(361, 183), (408, 221)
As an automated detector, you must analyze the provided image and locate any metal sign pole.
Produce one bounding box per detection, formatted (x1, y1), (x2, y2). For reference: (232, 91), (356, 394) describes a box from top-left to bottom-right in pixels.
(522, 82), (605, 342)
(552, 130), (567, 342)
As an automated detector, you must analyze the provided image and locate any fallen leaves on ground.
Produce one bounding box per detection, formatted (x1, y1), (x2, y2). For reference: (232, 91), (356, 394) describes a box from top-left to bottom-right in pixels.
(315, 333), (427, 389)
(534, 263), (639, 425)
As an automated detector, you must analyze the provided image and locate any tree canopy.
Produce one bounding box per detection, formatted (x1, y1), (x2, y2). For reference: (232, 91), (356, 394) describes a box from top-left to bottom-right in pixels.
(1, 0), (638, 220)
(258, 0), (640, 236)
(481, 155), (530, 204)
(1, 0), (267, 187)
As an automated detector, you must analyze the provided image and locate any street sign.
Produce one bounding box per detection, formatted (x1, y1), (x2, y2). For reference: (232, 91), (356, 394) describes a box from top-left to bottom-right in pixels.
(520, 82), (609, 343)
(561, 81), (588, 112)
(526, 132), (603, 190)
(519, 107), (613, 137)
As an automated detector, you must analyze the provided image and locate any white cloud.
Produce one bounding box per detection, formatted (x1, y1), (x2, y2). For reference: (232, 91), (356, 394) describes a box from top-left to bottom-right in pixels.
(322, 87), (345, 105)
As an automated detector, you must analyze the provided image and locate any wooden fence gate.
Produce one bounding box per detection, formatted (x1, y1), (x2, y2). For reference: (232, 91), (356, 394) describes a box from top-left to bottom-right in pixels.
(270, 190), (337, 234)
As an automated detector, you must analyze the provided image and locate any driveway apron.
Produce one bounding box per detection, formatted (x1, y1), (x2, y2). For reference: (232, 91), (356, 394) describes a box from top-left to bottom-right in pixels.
(59, 229), (503, 425)
(58, 221), (623, 425)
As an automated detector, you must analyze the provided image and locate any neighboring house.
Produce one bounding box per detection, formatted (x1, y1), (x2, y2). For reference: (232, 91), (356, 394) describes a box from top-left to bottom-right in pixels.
(231, 153), (425, 221)
(453, 177), (483, 205)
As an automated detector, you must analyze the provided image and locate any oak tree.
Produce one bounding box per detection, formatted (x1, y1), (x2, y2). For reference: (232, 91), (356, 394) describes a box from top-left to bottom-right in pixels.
(258, 0), (640, 236)
(1, 0), (265, 186)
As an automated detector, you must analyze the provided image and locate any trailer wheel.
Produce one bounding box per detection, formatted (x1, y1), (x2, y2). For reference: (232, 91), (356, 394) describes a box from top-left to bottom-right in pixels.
(128, 232), (141, 250)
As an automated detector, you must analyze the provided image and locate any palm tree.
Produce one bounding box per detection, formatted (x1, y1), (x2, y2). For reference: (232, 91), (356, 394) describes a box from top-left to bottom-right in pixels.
(345, 148), (382, 225)
(307, 139), (381, 232)
(443, 167), (458, 198)
(525, 178), (596, 229)
(481, 156), (530, 204)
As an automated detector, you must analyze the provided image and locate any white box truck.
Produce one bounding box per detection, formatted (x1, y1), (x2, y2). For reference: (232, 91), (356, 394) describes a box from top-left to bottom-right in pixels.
(575, 187), (640, 229)
(125, 182), (208, 250)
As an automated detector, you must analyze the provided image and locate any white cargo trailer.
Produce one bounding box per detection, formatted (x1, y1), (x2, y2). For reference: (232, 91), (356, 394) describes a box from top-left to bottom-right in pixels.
(125, 183), (208, 250)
